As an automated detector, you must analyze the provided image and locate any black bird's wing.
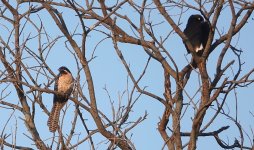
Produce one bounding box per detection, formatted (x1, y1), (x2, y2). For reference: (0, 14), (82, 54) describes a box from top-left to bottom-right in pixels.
(183, 24), (203, 54)
(201, 21), (210, 51)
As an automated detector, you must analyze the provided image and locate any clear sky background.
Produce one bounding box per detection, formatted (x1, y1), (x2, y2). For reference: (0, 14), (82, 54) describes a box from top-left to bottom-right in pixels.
(0, 1), (254, 150)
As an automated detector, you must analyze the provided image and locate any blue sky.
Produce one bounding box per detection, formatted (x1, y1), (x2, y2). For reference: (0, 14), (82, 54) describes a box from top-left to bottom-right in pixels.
(0, 1), (254, 150)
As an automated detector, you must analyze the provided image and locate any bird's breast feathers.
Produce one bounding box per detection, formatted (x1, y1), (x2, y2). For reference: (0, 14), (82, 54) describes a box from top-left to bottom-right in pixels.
(57, 74), (73, 93)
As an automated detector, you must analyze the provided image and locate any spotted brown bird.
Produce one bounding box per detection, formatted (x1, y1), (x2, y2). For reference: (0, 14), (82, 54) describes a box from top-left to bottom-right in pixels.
(183, 14), (210, 56)
(48, 66), (74, 132)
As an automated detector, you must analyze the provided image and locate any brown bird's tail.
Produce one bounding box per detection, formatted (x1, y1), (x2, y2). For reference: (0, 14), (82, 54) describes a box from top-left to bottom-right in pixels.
(47, 101), (66, 132)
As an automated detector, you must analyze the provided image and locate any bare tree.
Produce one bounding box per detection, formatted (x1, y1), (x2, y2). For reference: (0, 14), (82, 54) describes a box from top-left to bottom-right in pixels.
(0, 0), (254, 150)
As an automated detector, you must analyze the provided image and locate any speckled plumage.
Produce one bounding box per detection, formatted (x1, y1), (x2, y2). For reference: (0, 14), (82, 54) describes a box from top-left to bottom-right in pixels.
(47, 66), (74, 132)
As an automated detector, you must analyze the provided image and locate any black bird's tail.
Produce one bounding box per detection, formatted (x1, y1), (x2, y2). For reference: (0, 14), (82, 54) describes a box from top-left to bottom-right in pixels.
(190, 57), (198, 69)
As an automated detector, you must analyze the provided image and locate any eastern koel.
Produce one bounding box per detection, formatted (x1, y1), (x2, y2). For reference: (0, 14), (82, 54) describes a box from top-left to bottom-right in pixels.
(47, 66), (74, 132)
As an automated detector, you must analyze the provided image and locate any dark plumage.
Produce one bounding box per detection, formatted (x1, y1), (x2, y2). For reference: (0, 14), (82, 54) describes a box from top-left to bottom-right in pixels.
(183, 14), (210, 56)
(47, 66), (74, 132)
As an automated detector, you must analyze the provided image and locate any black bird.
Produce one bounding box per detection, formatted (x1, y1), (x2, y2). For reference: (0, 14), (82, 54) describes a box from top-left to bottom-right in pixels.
(183, 14), (210, 56)
(48, 66), (74, 132)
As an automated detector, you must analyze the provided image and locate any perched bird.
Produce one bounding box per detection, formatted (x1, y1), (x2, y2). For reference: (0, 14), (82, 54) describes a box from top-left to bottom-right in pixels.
(183, 14), (210, 56)
(48, 66), (74, 132)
